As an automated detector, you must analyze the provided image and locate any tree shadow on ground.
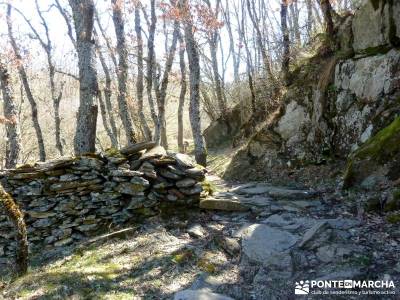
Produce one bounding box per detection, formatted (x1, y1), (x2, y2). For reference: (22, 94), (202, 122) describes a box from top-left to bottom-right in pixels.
(1, 209), (244, 299)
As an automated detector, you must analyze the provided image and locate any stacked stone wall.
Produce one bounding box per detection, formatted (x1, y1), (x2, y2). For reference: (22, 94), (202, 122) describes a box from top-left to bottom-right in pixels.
(0, 142), (206, 263)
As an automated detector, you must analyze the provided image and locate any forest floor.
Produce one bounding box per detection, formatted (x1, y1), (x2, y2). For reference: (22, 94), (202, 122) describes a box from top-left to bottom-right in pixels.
(1, 166), (400, 299)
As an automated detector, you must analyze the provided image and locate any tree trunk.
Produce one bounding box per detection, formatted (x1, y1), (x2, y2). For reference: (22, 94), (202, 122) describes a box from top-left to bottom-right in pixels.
(154, 21), (180, 149)
(69, 0), (99, 154)
(135, 6), (152, 141)
(319, 0), (335, 39)
(205, 0), (226, 117)
(223, 0), (239, 83)
(290, 1), (301, 45)
(177, 33), (187, 153)
(281, 0), (290, 85)
(209, 35), (226, 116)
(0, 184), (28, 276)
(7, 5), (46, 162)
(181, 0), (207, 166)
(94, 30), (119, 148)
(145, 0), (159, 130)
(98, 91), (116, 148)
(0, 60), (21, 168)
(32, 0), (65, 156)
(246, 0), (275, 83)
(111, 0), (136, 145)
(54, 0), (77, 48)
(306, 0), (313, 40)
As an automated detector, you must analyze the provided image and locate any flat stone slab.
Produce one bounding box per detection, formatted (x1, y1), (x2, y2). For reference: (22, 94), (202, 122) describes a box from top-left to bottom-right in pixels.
(261, 214), (294, 227)
(174, 290), (234, 300)
(299, 221), (331, 249)
(268, 187), (317, 199)
(200, 198), (248, 211)
(139, 146), (167, 160)
(240, 196), (272, 207)
(174, 153), (196, 168)
(236, 183), (317, 199)
(236, 185), (271, 195)
(120, 141), (156, 155)
(241, 224), (298, 266)
(228, 182), (257, 192)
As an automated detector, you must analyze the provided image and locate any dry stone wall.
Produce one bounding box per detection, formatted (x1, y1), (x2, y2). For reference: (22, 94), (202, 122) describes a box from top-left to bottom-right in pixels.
(0, 142), (206, 263)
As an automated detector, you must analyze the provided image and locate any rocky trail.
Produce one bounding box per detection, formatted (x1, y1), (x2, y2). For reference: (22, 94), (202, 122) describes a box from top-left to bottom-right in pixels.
(176, 174), (400, 299)
(3, 171), (399, 299)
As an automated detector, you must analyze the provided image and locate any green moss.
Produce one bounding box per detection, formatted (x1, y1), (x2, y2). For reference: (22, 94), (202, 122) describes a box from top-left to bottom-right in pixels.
(335, 49), (355, 60)
(352, 117), (400, 162)
(386, 213), (400, 224)
(105, 147), (124, 158)
(16, 163), (34, 170)
(201, 180), (217, 196)
(384, 189), (400, 211)
(365, 196), (381, 212)
(384, 199), (399, 211)
(393, 189), (400, 200)
(358, 45), (392, 57)
(351, 254), (373, 267)
(197, 259), (216, 273)
(171, 249), (194, 264)
(135, 207), (156, 217)
(344, 117), (400, 188)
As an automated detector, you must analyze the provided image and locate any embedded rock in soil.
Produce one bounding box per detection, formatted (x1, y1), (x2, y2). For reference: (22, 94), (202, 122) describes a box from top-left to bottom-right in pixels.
(241, 224), (298, 268)
(199, 198), (248, 211)
(174, 289), (234, 300)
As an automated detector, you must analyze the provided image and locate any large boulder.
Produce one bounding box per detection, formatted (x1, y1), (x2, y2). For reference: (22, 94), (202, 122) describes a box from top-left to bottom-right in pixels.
(352, 0), (400, 54)
(333, 49), (400, 155)
(344, 116), (400, 188)
(204, 103), (252, 149)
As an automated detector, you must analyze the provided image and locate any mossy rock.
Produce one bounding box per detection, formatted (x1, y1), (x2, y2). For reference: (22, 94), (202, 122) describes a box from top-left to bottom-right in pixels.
(386, 213), (400, 224)
(105, 147), (124, 158)
(344, 116), (400, 188)
(365, 196), (382, 212)
(384, 188), (400, 211)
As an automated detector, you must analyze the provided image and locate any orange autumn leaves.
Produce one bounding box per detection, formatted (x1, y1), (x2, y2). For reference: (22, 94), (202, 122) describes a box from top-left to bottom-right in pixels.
(0, 115), (17, 125)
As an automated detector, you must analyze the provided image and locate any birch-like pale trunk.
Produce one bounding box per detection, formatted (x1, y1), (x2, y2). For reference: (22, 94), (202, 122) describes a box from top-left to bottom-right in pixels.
(145, 0), (158, 129)
(246, 0), (275, 83)
(7, 5), (46, 161)
(94, 31), (119, 148)
(306, 0), (314, 40)
(281, 0), (290, 85)
(177, 33), (187, 153)
(319, 0), (335, 40)
(111, 0), (136, 145)
(154, 21), (180, 149)
(181, 0), (207, 166)
(0, 60), (21, 168)
(31, 0), (65, 156)
(69, 0), (99, 154)
(135, 6), (152, 141)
